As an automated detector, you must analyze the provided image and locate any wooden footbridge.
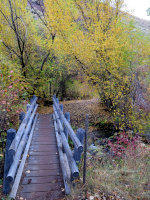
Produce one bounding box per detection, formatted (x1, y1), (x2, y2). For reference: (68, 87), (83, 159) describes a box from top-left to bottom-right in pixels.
(3, 95), (86, 200)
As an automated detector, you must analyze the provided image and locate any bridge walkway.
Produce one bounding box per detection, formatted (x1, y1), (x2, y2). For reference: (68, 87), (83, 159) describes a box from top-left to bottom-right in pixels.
(17, 114), (64, 200)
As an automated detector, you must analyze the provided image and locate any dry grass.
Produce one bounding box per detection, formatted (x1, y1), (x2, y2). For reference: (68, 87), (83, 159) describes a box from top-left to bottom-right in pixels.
(61, 143), (150, 200)
(83, 143), (150, 200)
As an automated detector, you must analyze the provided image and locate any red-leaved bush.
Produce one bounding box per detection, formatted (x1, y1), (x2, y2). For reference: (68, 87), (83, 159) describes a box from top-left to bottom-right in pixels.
(0, 68), (28, 132)
(107, 131), (141, 158)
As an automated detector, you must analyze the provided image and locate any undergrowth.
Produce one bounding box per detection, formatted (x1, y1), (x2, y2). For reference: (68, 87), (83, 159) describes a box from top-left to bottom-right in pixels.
(69, 137), (150, 200)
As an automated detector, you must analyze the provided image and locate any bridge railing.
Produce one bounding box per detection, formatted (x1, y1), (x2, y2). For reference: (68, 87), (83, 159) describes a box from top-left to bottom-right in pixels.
(53, 95), (85, 195)
(3, 96), (38, 199)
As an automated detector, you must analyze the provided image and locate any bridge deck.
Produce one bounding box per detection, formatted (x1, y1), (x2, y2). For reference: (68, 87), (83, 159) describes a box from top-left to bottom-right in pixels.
(17, 114), (64, 200)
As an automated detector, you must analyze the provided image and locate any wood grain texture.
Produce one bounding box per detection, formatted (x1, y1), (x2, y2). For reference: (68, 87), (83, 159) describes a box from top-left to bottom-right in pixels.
(16, 114), (64, 200)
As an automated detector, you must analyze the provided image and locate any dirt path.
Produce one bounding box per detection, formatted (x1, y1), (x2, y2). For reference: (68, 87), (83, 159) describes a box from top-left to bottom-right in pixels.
(37, 98), (110, 131)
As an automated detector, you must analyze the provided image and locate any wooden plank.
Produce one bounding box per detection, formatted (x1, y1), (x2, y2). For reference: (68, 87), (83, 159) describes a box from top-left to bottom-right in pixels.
(29, 145), (57, 151)
(26, 164), (60, 171)
(29, 151), (58, 156)
(22, 176), (62, 185)
(28, 155), (59, 160)
(34, 133), (54, 136)
(21, 183), (63, 193)
(33, 137), (56, 144)
(18, 192), (47, 199)
(19, 190), (63, 199)
(32, 135), (55, 138)
(22, 176), (62, 184)
(32, 135), (55, 139)
(27, 159), (59, 165)
(32, 138), (56, 142)
(31, 141), (56, 145)
(33, 132), (55, 135)
(35, 127), (53, 130)
(16, 114), (64, 199)
(25, 169), (61, 177)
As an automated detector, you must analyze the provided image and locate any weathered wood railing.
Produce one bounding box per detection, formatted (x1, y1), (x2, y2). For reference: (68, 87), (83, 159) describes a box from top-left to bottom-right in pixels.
(3, 96), (38, 199)
(53, 95), (85, 195)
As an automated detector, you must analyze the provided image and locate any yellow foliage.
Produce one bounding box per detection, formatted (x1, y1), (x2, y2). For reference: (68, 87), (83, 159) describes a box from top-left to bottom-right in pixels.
(45, 0), (150, 131)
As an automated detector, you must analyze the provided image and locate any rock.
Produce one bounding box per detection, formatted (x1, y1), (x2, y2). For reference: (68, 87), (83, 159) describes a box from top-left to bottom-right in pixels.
(88, 144), (105, 157)
(88, 144), (99, 155)
(89, 144), (98, 150)
(97, 139), (107, 146)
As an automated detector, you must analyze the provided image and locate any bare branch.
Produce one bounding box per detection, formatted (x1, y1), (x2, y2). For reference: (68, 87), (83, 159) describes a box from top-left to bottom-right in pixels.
(2, 41), (20, 58)
(0, 9), (14, 30)
(74, 0), (88, 27)
(40, 52), (50, 71)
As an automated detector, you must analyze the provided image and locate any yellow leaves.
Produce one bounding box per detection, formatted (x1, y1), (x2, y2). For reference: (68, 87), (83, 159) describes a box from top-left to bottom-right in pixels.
(45, 0), (126, 69)
(43, 0), (150, 132)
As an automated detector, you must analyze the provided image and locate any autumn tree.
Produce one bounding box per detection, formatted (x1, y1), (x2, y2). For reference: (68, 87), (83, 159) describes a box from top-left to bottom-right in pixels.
(44, 0), (150, 131)
(0, 0), (58, 99)
(0, 0), (30, 76)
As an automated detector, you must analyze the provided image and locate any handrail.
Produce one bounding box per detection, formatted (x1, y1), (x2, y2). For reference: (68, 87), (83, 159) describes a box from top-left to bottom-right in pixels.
(53, 105), (79, 177)
(7, 104), (38, 182)
(53, 96), (83, 152)
(9, 114), (39, 199)
(52, 95), (85, 195)
(3, 96), (38, 197)
(53, 114), (71, 195)
(9, 96), (37, 153)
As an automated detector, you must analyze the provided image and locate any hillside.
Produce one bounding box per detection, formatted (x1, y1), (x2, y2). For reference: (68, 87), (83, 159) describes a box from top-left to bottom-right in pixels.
(130, 15), (150, 34)
(28, 0), (150, 34)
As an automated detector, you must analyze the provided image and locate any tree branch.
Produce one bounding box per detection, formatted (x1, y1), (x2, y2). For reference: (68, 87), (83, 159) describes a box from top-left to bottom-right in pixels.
(2, 41), (20, 58)
(40, 52), (50, 71)
(0, 9), (14, 30)
(74, 0), (88, 27)
(27, 0), (47, 27)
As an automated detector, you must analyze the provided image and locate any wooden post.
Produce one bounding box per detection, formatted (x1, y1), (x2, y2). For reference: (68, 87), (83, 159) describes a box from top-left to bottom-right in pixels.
(64, 112), (70, 140)
(3, 129), (16, 194)
(56, 98), (59, 104)
(26, 104), (30, 112)
(73, 128), (85, 164)
(83, 115), (88, 185)
(53, 94), (56, 99)
(19, 112), (25, 125)
(30, 95), (36, 103)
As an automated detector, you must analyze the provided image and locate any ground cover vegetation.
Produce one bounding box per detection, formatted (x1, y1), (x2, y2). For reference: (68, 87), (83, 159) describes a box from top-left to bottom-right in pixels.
(0, 0), (150, 199)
